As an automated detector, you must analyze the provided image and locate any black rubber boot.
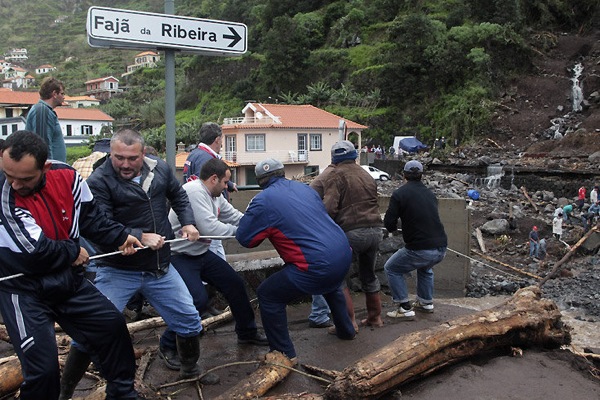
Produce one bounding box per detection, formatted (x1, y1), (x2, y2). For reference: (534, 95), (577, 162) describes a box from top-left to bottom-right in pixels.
(158, 345), (181, 370)
(59, 346), (92, 400)
(176, 335), (220, 385)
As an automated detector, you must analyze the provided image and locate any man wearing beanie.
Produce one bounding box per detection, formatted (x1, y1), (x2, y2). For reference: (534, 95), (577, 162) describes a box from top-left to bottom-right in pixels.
(384, 160), (447, 320)
(236, 159), (356, 361)
(309, 141), (385, 331)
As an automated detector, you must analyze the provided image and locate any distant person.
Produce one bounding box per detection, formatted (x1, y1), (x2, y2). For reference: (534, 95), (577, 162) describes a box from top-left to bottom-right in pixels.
(552, 213), (563, 240)
(25, 77), (66, 162)
(236, 159), (356, 361)
(538, 238), (547, 268)
(529, 226), (540, 258)
(388, 145), (395, 159)
(590, 185), (598, 205)
(562, 204), (574, 222)
(383, 160), (447, 320)
(577, 186), (586, 211)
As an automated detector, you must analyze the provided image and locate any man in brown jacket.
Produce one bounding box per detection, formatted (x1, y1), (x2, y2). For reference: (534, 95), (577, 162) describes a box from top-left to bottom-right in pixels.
(309, 140), (384, 330)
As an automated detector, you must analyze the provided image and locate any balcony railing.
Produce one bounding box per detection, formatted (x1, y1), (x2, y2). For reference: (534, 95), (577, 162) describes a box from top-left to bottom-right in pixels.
(222, 116), (281, 125)
(223, 150), (308, 165)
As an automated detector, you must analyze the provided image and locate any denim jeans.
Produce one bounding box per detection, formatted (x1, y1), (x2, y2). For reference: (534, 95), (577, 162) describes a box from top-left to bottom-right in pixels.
(529, 241), (539, 257)
(258, 264), (354, 358)
(161, 251), (259, 349)
(384, 246), (447, 304)
(308, 295), (331, 324)
(93, 265), (202, 348)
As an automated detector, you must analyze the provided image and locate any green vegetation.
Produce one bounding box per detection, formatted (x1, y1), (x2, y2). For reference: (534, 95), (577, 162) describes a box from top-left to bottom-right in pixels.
(2, 0), (598, 148)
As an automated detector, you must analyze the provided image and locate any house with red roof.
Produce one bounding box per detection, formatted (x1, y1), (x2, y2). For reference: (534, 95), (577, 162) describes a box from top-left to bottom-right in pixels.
(220, 103), (368, 185)
(35, 64), (57, 75)
(0, 89), (113, 143)
(84, 76), (122, 101)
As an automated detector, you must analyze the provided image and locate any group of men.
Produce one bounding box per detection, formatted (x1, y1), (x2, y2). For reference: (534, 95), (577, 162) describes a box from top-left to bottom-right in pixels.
(0, 78), (448, 400)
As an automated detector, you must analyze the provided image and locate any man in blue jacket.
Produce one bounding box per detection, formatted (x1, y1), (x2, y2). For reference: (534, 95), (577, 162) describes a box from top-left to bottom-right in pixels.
(236, 158), (356, 361)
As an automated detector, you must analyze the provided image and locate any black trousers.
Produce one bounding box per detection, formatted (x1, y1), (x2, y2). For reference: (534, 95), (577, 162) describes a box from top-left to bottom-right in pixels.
(0, 278), (137, 400)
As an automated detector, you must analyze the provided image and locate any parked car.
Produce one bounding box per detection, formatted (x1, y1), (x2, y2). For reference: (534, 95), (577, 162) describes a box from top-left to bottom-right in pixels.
(361, 165), (390, 181)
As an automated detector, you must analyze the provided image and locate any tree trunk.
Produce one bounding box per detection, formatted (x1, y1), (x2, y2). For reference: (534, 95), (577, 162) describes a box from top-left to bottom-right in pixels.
(212, 351), (296, 400)
(324, 286), (571, 399)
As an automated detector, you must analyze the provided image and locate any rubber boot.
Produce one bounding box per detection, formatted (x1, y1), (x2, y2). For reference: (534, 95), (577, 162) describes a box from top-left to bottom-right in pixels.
(59, 346), (92, 400)
(175, 335), (220, 385)
(361, 291), (384, 327)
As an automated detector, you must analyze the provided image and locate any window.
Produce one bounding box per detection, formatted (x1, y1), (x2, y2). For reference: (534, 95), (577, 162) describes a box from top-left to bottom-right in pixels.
(246, 134), (265, 152)
(225, 135), (237, 161)
(66, 125), (72, 136)
(11, 124), (17, 133)
(5, 108), (13, 118)
(81, 125), (93, 135)
(1, 125), (7, 136)
(309, 134), (322, 151)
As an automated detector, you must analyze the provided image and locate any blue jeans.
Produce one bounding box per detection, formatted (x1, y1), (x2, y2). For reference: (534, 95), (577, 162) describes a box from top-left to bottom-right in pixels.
(384, 246), (447, 304)
(529, 241), (539, 257)
(71, 265), (202, 353)
(161, 251), (259, 349)
(258, 263), (355, 358)
(308, 295), (331, 324)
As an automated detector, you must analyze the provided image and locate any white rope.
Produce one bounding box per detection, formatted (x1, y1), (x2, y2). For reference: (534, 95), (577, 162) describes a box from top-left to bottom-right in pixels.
(0, 235), (236, 283)
(446, 247), (520, 279)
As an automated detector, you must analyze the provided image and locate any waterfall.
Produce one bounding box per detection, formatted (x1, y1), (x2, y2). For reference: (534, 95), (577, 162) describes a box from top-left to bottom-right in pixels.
(474, 164), (504, 189)
(571, 63), (584, 112)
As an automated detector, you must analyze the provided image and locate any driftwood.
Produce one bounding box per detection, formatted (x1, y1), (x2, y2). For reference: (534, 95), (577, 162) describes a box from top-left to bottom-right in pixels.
(324, 286), (571, 399)
(538, 225), (598, 287)
(520, 186), (538, 213)
(212, 351), (296, 400)
(0, 311), (234, 399)
(475, 228), (486, 253)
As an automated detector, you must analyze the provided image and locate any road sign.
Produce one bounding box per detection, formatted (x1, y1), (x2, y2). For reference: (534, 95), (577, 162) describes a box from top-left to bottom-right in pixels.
(87, 7), (247, 55)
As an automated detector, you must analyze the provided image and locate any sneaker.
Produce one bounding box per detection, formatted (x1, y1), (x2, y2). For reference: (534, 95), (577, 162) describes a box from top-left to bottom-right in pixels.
(308, 319), (334, 328)
(387, 307), (416, 320)
(237, 331), (269, 346)
(412, 301), (434, 313)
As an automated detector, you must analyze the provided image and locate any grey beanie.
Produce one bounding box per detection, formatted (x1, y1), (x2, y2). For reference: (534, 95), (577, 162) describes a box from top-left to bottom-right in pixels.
(255, 158), (284, 178)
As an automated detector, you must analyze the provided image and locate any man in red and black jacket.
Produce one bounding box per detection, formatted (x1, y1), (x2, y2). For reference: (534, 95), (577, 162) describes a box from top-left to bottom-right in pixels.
(0, 131), (142, 400)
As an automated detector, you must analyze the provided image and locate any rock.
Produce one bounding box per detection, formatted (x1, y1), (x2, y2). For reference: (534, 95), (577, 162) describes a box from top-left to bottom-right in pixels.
(480, 219), (509, 235)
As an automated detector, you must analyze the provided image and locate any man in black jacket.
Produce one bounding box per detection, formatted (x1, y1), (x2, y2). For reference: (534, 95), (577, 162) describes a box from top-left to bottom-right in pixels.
(61, 129), (218, 400)
(383, 160), (447, 320)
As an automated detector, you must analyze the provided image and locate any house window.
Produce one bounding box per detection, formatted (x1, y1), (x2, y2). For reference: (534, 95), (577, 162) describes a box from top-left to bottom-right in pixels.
(81, 125), (93, 135)
(66, 125), (72, 136)
(11, 124), (17, 133)
(1, 125), (7, 136)
(225, 135), (237, 162)
(246, 134), (265, 152)
(309, 134), (322, 151)
(5, 108), (13, 118)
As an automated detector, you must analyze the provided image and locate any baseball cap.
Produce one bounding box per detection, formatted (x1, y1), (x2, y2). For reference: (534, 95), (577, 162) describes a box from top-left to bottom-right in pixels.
(255, 158), (284, 178)
(198, 122), (222, 144)
(404, 160), (423, 172)
(533, 226), (538, 231)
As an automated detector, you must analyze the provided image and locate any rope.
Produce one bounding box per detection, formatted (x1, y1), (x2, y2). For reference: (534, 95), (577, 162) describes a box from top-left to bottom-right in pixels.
(0, 235), (236, 283)
(446, 247), (521, 279)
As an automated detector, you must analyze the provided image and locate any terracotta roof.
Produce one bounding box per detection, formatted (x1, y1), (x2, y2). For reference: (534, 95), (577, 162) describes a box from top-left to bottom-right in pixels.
(136, 51), (159, 57)
(0, 90), (39, 105)
(223, 103), (368, 130)
(37, 64), (54, 68)
(54, 107), (114, 121)
(65, 95), (100, 102)
(85, 76), (119, 84)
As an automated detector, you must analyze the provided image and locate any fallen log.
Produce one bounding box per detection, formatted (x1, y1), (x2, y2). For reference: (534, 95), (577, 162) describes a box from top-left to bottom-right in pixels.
(520, 186), (538, 213)
(324, 286), (571, 399)
(213, 351), (295, 400)
(0, 359), (22, 397)
(475, 228), (486, 253)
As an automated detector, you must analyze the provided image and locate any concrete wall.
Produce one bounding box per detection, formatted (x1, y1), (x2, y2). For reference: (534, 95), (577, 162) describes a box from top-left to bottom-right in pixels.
(224, 190), (470, 298)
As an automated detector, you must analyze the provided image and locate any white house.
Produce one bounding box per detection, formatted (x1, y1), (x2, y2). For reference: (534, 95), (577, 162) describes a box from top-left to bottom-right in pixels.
(64, 95), (101, 108)
(4, 48), (28, 62)
(54, 107), (114, 145)
(123, 51), (161, 77)
(84, 76), (122, 101)
(35, 64), (57, 75)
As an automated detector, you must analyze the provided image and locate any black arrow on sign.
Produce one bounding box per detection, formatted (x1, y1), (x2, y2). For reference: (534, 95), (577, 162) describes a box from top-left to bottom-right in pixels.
(223, 27), (242, 48)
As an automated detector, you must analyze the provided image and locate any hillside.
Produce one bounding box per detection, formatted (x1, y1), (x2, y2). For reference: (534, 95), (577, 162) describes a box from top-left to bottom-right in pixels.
(1, 0), (599, 148)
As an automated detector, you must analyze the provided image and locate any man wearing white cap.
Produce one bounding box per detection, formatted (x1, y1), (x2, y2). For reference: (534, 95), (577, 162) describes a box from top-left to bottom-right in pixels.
(383, 160), (447, 320)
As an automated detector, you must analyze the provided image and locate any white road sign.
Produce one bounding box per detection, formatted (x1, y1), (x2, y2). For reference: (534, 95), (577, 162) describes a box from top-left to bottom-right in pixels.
(87, 7), (247, 55)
